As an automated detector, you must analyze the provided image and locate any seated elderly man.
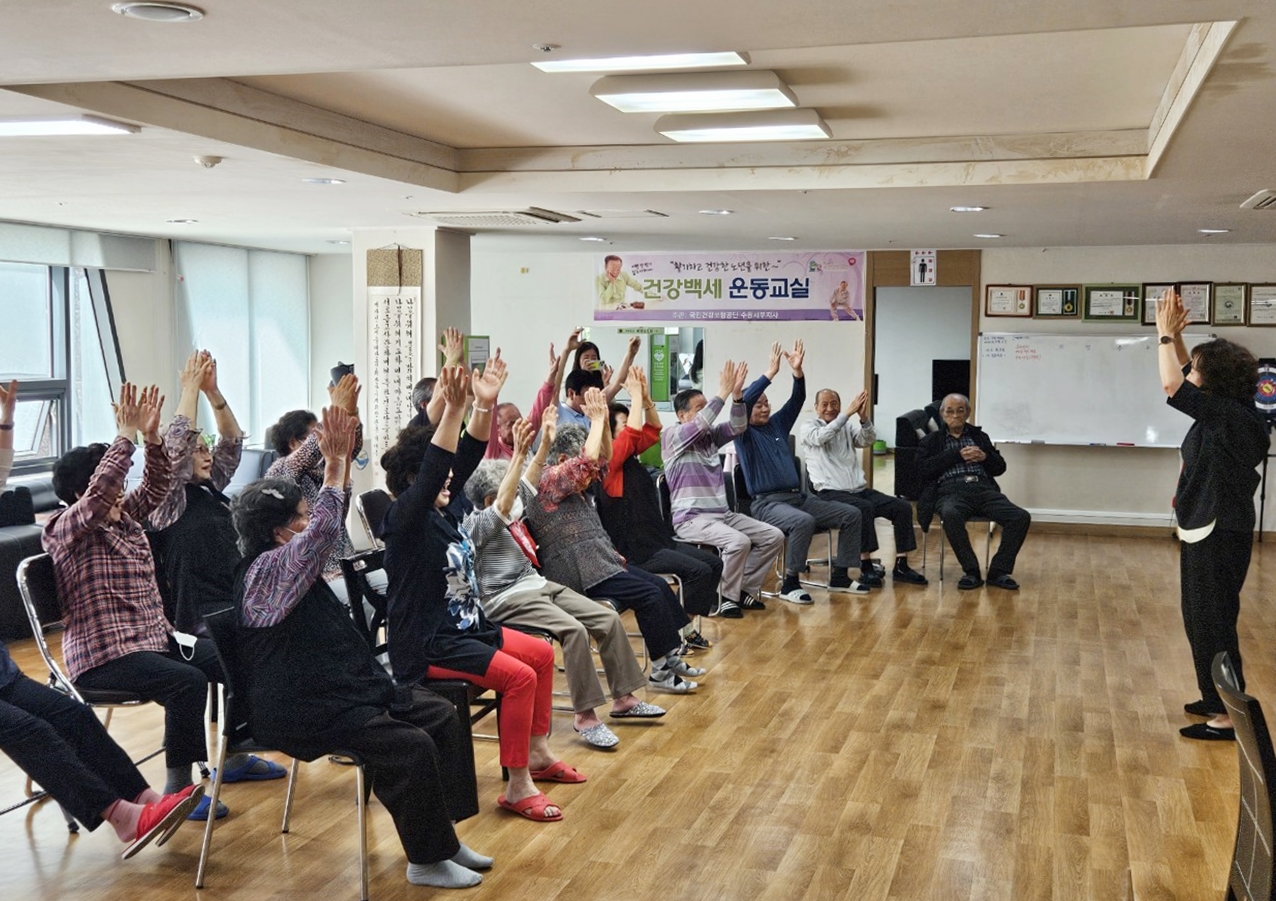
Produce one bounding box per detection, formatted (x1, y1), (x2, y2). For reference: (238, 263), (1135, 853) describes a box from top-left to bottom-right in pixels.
(44, 385), (233, 817)
(463, 408), (664, 749)
(736, 341), (871, 603)
(523, 388), (705, 694)
(663, 360), (783, 618)
(599, 366), (721, 638)
(916, 393), (1031, 590)
(799, 387), (927, 585)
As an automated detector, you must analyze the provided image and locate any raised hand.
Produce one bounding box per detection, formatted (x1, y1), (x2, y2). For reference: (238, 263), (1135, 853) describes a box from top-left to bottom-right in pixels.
(199, 352), (219, 394)
(849, 390), (869, 418)
(114, 383), (141, 438)
(511, 418), (535, 458)
(766, 341), (786, 379)
(601, 363), (615, 386)
(328, 373), (361, 415)
(179, 350), (204, 393)
(437, 365), (468, 411)
(138, 385), (164, 442)
(624, 365), (644, 402)
(438, 327), (465, 367)
(787, 339), (805, 375)
(318, 405), (357, 464)
(540, 404), (559, 447)
(732, 361), (749, 397)
(626, 335), (642, 357)
(1155, 287), (1188, 337)
(0, 379), (17, 423)
(582, 387), (608, 422)
(565, 327), (584, 354)
(472, 351), (508, 407)
(718, 360), (737, 399)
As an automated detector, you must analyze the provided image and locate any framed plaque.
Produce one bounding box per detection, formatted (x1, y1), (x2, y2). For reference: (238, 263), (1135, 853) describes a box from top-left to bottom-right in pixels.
(1178, 282), (1212, 324)
(1213, 283), (1248, 326)
(1250, 285), (1276, 326)
(1084, 285), (1140, 321)
(985, 285), (1032, 318)
(1141, 283), (1175, 326)
(1033, 285), (1080, 318)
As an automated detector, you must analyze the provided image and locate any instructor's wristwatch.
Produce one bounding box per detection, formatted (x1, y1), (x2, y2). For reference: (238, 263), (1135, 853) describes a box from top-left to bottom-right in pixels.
(1159, 335), (1174, 345)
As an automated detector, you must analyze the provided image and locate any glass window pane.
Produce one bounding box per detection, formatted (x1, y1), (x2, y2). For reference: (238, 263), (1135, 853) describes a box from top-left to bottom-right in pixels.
(0, 262), (54, 380)
(10, 396), (60, 462)
(69, 268), (116, 444)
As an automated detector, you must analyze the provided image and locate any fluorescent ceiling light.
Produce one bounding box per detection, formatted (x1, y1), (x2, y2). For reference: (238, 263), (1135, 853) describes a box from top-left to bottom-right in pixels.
(657, 109), (830, 143)
(698, 209), (734, 216)
(302, 177), (345, 185)
(950, 206), (987, 213)
(579, 236), (608, 242)
(111, 2), (204, 22)
(1198, 228), (1230, 234)
(534, 51), (749, 73)
(768, 236), (797, 241)
(0, 115), (139, 137)
(973, 233), (1003, 239)
(592, 70), (796, 113)
(167, 218), (198, 224)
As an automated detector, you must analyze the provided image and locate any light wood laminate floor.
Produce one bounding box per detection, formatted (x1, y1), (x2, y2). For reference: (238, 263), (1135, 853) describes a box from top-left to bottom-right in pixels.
(1, 523), (1269, 901)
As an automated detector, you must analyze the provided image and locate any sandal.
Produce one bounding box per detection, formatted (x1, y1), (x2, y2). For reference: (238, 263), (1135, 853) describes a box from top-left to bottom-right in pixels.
(498, 792), (563, 822)
(530, 760), (587, 783)
(609, 701), (666, 719)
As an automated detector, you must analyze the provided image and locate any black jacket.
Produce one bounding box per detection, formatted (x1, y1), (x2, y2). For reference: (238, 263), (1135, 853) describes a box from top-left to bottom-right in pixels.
(915, 423), (1007, 527)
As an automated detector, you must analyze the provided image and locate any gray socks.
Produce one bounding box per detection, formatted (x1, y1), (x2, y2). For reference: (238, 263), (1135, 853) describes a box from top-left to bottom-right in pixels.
(163, 766), (192, 795)
(451, 843), (494, 871)
(406, 860), (482, 888)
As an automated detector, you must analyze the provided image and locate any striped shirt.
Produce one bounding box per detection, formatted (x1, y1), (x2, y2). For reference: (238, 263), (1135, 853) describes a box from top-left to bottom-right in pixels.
(939, 432), (985, 483)
(43, 437), (173, 681)
(660, 396), (746, 526)
(462, 484), (546, 616)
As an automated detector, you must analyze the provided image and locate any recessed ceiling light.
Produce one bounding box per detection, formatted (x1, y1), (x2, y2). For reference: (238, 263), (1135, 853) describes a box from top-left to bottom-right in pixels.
(0, 115), (139, 137)
(579, 236), (608, 242)
(656, 109), (831, 143)
(302, 177), (345, 185)
(768, 236), (797, 241)
(699, 209), (734, 216)
(591, 71), (796, 113)
(973, 233), (1003, 239)
(326, 239), (351, 245)
(1198, 228), (1230, 235)
(167, 218), (198, 224)
(950, 206), (987, 213)
(111, 2), (204, 22)
(534, 51), (749, 74)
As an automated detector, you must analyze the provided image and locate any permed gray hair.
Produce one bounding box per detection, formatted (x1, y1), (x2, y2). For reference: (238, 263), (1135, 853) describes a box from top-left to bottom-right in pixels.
(549, 424), (588, 460)
(464, 459), (509, 508)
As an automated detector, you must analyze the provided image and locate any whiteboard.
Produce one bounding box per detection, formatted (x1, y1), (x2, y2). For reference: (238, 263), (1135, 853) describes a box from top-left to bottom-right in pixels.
(974, 333), (1211, 447)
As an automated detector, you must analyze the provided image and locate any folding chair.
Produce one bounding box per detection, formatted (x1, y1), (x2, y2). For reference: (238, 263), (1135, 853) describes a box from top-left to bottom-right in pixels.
(355, 488), (393, 548)
(921, 515), (995, 579)
(728, 462), (832, 594)
(195, 607), (369, 901)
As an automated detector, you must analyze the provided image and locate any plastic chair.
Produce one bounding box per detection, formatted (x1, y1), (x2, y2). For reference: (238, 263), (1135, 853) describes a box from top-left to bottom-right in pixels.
(195, 607), (369, 901)
(1213, 651), (1276, 901)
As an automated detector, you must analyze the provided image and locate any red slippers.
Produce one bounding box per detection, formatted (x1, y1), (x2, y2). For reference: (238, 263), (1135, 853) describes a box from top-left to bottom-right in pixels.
(530, 761), (587, 784)
(498, 792), (563, 822)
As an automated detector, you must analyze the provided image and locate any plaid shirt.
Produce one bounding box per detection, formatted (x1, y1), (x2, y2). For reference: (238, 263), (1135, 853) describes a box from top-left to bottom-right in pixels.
(42, 436), (174, 681)
(938, 431), (986, 484)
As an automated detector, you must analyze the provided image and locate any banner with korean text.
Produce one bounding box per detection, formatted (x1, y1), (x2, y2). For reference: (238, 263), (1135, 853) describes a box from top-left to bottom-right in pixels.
(592, 251), (866, 322)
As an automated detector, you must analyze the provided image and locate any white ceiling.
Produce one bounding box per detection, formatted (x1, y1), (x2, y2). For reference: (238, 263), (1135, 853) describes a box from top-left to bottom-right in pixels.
(0, 0), (1272, 255)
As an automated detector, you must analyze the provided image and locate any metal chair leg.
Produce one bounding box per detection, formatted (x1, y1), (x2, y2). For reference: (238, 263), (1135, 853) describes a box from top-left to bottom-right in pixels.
(355, 765), (369, 901)
(281, 757), (300, 832)
(194, 735), (230, 888)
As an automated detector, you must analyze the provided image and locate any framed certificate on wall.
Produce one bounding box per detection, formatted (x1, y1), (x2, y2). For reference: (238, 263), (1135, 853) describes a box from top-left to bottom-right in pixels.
(1250, 285), (1276, 326)
(1213, 283), (1247, 326)
(1033, 285), (1080, 318)
(985, 285), (1032, 317)
(1084, 285), (1140, 321)
(1141, 283), (1175, 326)
(1178, 282), (1212, 324)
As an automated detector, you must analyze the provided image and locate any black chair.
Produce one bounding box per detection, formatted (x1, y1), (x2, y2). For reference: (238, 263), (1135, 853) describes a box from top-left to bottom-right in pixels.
(341, 547), (498, 761)
(729, 458), (831, 592)
(355, 488), (393, 548)
(1214, 651), (1276, 901)
(195, 607), (369, 900)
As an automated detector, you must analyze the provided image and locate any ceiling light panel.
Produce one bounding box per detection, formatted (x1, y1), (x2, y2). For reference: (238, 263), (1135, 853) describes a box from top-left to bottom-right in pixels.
(0, 116), (139, 137)
(111, 2), (204, 22)
(657, 109), (831, 143)
(534, 51), (749, 73)
(591, 70), (797, 113)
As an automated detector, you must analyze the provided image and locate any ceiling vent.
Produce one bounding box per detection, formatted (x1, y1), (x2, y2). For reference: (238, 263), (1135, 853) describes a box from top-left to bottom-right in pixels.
(1240, 190), (1276, 210)
(576, 209), (670, 219)
(406, 207), (581, 227)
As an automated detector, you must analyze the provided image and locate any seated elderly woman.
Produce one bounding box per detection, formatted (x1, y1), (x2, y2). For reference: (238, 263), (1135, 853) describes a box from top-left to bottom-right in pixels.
(232, 405), (490, 888)
(263, 372), (362, 604)
(381, 360), (581, 823)
(462, 407), (664, 750)
(523, 387), (706, 693)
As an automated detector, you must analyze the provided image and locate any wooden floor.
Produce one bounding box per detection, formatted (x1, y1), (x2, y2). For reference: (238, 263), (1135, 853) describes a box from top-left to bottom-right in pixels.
(2, 522), (1270, 901)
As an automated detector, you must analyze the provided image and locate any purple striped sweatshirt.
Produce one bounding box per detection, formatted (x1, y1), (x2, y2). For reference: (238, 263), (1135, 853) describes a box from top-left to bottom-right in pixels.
(660, 395), (746, 525)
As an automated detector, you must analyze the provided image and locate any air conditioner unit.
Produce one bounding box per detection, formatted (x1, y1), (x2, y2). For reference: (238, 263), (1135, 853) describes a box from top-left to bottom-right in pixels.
(1240, 190), (1276, 210)
(406, 207), (582, 227)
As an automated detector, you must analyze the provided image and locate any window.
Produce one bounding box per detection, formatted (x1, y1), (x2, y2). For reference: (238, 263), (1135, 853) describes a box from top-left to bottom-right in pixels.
(0, 263), (120, 473)
(173, 242), (310, 440)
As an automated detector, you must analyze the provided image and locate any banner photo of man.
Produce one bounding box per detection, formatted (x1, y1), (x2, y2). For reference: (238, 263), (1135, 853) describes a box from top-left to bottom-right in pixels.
(593, 251), (866, 322)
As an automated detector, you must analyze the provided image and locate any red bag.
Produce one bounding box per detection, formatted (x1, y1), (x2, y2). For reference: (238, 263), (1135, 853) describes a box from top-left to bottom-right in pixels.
(507, 518), (540, 568)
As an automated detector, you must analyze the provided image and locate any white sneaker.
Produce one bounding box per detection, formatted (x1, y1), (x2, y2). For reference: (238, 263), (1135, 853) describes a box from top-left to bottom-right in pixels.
(667, 656), (706, 678)
(648, 667), (698, 693)
(781, 587), (814, 605)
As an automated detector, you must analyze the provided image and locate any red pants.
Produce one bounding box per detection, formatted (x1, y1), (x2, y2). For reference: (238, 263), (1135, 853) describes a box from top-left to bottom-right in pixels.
(426, 627), (553, 769)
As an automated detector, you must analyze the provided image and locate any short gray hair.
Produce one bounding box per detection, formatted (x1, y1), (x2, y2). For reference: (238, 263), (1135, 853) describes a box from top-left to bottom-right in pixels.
(549, 424), (588, 460)
(464, 459), (509, 508)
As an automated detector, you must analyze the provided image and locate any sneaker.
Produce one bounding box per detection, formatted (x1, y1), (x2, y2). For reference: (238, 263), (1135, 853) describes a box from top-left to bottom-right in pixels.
(683, 630), (712, 651)
(648, 668), (698, 693)
(781, 587), (814, 605)
(856, 570), (884, 588)
(667, 656), (706, 678)
(739, 591), (767, 611)
(828, 573), (871, 595)
(892, 564), (928, 585)
(867, 558), (886, 576)
(123, 784), (204, 860)
(713, 598), (743, 619)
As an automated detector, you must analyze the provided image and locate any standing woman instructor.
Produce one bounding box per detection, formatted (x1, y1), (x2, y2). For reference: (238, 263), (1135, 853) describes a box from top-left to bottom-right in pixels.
(1156, 287), (1269, 740)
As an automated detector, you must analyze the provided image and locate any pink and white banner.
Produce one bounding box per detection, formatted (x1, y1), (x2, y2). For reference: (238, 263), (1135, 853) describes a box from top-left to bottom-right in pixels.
(592, 251), (866, 322)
